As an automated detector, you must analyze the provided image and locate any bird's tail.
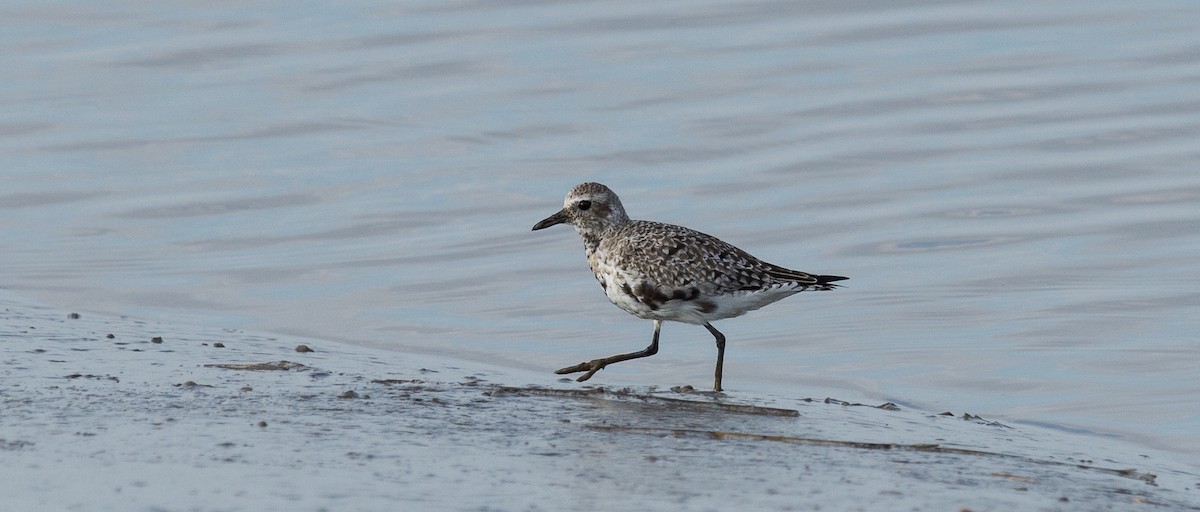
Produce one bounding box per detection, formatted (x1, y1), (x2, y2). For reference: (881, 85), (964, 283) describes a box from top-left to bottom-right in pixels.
(765, 265), (848, 291)
(813, 275), (848, 290)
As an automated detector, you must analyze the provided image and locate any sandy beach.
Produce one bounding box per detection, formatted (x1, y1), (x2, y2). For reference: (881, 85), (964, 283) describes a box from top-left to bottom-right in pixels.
(2, 291), (1197, 511)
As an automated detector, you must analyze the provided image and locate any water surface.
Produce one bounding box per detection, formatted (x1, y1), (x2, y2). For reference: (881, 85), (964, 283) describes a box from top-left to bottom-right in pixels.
(3, 0), (1199, 458)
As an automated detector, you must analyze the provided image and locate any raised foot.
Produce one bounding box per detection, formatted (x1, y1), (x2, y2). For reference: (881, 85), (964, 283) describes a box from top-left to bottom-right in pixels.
(555, 359), (608, 382)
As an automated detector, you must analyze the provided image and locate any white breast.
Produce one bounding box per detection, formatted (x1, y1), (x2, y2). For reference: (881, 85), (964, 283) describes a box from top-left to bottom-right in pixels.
(593, 260), (658, 320)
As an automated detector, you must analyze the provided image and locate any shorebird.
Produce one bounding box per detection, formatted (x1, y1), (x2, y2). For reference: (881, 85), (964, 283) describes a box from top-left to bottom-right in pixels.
(532, 182), (846, 392)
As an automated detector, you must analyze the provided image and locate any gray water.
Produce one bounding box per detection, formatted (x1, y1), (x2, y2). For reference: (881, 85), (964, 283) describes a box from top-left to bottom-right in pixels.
(4, 0), (1199, 459)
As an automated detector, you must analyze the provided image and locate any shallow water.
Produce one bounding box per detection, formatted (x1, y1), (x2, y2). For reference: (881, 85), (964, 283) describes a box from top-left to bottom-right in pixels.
(3, 0), (1199, 459)
(5, 295), (1196, 511)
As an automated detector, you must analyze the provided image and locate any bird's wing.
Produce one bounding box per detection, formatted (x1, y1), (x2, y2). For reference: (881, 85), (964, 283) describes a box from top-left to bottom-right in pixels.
(605, 221), (820, 293)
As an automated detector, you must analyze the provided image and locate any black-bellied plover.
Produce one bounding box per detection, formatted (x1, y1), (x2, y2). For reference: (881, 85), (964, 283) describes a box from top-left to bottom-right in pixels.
(532, 182), (846, 392)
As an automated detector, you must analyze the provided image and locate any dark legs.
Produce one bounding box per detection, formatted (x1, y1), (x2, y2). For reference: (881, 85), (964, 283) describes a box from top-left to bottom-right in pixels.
(556, 320), (662, 382)
(704, 322), (725, 392)
(555, 320), (728, 393)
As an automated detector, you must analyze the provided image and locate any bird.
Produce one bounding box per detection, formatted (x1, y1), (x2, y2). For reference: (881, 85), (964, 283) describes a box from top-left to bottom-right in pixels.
(531, 182), (846, 392)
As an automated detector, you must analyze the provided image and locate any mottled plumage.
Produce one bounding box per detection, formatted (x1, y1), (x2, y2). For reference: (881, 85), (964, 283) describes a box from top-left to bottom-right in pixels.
(532, 182), (846, 391)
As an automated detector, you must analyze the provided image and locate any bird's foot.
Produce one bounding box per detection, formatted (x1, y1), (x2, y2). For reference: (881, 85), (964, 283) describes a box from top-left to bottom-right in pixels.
(555, 359), (607, 382)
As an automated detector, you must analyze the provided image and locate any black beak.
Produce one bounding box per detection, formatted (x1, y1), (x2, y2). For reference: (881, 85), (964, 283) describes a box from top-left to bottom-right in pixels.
(532, 209), (569, 231)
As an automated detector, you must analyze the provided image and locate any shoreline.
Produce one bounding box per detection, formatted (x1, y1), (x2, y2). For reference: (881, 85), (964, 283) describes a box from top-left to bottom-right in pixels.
(2, 291), (1198, 511)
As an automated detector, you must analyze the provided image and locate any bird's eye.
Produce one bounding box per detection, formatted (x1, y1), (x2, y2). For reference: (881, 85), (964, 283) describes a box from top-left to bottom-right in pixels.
(577, 200), (592, 211)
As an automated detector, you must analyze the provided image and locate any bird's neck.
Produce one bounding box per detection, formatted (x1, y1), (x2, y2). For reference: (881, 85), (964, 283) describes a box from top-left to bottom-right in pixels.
(577, 228), (604, 255)
(576, 220), (622, 255)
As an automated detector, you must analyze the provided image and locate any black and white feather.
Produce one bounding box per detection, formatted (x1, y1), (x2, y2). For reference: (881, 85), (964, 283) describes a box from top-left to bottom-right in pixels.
(534, 182), (846, 325)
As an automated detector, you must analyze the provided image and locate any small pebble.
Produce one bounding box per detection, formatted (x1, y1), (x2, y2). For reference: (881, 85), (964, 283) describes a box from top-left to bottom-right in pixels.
(295, 344), (313, 353)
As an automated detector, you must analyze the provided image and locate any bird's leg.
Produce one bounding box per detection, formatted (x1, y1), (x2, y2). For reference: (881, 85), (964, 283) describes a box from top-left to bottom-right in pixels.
(704, 322), (725, 392)
(556, 320), (661, 382)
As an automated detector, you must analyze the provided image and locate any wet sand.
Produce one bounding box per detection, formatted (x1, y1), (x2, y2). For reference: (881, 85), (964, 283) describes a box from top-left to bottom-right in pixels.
(2, 292), (1198, 511)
